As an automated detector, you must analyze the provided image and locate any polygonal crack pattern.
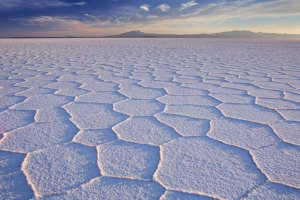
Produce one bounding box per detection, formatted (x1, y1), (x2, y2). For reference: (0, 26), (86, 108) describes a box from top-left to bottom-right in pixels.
(22, 143), (100, 197)
(1, 39), (300, 199)
(154, 137), (266, 199)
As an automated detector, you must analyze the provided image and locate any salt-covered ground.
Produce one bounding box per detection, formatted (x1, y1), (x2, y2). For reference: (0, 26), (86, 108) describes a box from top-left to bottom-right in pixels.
(0, 38), (300, 199)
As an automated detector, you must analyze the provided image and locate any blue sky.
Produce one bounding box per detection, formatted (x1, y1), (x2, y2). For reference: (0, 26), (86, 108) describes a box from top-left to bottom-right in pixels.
(0, 0), (299, 37)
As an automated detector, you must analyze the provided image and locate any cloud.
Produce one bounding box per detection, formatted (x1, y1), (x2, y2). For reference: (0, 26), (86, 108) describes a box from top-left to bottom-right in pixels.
(85, 14), (97, 19)
(0, 0), (85, 11)
(133, 0), (300, 34)
(13, 16), (82, 29)
(179, 1), (198, 11)
(134, 13), (143, 19)
(8, 0), (300, 36)
(147, 15), (159, 19)
(8, 15), (116, 36)
(157, 4), (170, 12)
(140, 4), (150, 12)
(74, 2), (86, 6)
(180, 0), (300, 20)
(13, 15), (111, 30)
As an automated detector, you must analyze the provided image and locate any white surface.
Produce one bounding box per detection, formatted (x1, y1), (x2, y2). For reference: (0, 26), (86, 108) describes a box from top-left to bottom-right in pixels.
(113, 116), (179, 145)
(23, 143), (100, 196)
(114, 99), (164, 116)
(0, 38), (300, 199)
(250, 143), (300, 189)
(245, 182), (300, 199)
(41, 177), (165, 200)
(208, 118), (279, 150)
(154, 137), (265, 199)
(97, 141), (159, 180)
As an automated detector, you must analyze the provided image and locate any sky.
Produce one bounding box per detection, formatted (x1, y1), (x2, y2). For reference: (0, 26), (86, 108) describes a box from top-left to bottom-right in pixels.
(0, 0), (299, 37)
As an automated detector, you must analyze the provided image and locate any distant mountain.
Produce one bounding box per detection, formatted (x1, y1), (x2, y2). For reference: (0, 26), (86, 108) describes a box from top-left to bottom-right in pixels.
(106, 30), (300, 39)
(113, 30), (168, 38)
(117, 31), (150, 37)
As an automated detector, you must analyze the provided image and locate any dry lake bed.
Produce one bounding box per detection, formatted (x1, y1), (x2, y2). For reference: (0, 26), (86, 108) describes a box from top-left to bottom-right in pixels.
(1, 38), (300, 199)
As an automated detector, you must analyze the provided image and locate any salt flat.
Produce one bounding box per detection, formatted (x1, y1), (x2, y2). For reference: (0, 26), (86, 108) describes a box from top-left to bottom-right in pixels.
(0, 38), (300, 199)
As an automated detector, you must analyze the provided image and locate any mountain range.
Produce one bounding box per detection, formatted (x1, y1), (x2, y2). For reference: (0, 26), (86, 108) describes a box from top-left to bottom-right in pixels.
(3, 30), (300, 39)
(106, 30), (300, 39)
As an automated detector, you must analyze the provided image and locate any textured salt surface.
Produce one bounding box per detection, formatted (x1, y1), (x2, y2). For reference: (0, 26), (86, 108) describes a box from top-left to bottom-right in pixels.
(0, 38), (300, 199)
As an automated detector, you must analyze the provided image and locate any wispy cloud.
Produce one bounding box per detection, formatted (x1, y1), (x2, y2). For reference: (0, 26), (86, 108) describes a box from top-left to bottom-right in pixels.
(13, 16), (82, 29)
(13, 0), (300, 27)
(140, 4), (150, 12)
(180, 0), (300, 20)
(74, 2), (86, 6)
(0, 0), (86, 11)
(147, 15), (159, 19)
(134, 13), (143, 19)
(13, 15), (111, 30)
(85, 14), (97, 19)
(179, 1), (198, 11)
(8, 15), (115, 36)
(157, 4), (170, 12)
(134, 0), (300, 25)
(8, 0), (300, 36)
(131, 0), (300, 34)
